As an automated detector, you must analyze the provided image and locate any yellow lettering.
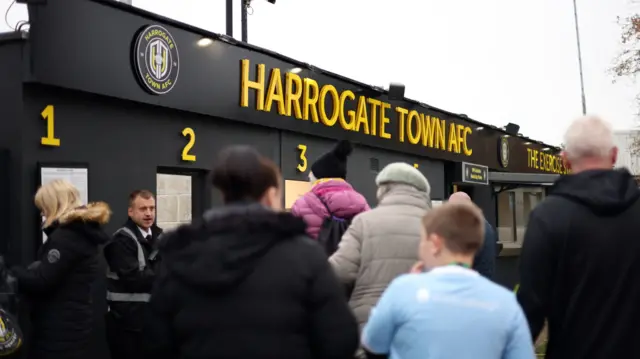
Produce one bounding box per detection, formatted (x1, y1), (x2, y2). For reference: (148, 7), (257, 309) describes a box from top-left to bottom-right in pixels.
(379, 102), (391, 139)
(265, 68), (286, 115)
(181, 127), (196, 162)
(420, 116), (434, 147)
(319, 85), (339, 126)
(456, 125), (465, 154)
(297, 144), (308, 172)
(396, 107), (409, 142)
(355, 96), (370, 135)
(339, 90), (356, 131)
(40, 105), (61, 147)
(302, 79), (320, 122)
(302, 78), (320, 123)
(240, 59), (265, 111)
(527, 147), (568, 174)
(435, 118), (446, 149)
(238, 63), (482, 157)
(285, 72), (303, 118)
(407, 110), (421, 145)
(447, 122), (459, 153)
(462, 127), (472, 156)
(367, 98), (381, 136)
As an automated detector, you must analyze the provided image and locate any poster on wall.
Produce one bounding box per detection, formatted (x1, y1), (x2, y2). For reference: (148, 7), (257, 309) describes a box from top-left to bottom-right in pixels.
(284, 180), (311, 210)
(39, 166), (89, 242)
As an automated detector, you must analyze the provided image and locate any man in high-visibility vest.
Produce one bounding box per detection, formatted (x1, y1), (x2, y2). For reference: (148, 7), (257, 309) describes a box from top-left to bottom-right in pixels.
(104, 190), (163, 359)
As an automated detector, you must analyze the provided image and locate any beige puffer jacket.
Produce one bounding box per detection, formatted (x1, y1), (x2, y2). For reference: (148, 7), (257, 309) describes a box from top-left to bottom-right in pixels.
(328, 184), (431, 329)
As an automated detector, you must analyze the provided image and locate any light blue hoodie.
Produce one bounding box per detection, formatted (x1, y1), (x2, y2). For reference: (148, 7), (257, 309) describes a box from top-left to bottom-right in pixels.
(362, 266), (535, 359)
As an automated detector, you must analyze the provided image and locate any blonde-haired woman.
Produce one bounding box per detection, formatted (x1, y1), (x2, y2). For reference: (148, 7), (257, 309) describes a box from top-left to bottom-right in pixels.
(11, 179), (111, 359)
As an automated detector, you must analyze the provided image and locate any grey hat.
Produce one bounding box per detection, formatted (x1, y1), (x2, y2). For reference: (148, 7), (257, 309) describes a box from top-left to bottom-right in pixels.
(375, 162), (431, 194)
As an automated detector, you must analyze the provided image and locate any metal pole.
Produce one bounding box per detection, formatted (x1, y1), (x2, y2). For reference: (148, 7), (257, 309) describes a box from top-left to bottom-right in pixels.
(226, 0), (233, 37)
(241, 0), (248, 43)
(572, 0), (587, 115)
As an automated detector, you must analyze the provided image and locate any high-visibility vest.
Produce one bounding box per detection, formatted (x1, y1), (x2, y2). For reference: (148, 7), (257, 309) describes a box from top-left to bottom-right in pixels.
(106, 227), (151, 303)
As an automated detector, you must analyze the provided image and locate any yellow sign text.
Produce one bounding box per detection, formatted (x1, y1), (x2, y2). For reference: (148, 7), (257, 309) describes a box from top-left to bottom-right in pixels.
(469, 167), (485, 181)
(527, 148), (567, 174)
(240, 60), (473, 156)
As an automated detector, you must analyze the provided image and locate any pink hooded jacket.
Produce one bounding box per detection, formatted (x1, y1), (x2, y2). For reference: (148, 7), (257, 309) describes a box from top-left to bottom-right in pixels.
(291, 179), (370, 239)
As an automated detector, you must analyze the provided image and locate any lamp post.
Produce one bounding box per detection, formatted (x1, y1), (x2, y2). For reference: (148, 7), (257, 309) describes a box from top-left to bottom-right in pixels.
(241, 0), (248, 42)
(572, 0), (587, 115)
(223, 0), (277, 43)
(226, 0), (233, 37)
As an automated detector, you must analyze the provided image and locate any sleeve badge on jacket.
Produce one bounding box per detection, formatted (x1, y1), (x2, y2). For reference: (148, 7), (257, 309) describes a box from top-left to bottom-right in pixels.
(46, 249), (60, 264)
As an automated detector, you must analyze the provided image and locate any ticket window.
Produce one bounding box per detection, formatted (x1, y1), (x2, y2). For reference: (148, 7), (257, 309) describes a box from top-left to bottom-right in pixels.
(156, 173), (193, 231)
(496, 187), (545, 245)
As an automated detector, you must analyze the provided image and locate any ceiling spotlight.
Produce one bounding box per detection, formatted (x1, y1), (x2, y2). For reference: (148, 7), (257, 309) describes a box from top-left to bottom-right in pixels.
(476, 126), (484, 131)
(289, 67), (302, 74)
(524, 142), (532, 145)
(197, 38), (214, 47)
(542, 147), (550, 151)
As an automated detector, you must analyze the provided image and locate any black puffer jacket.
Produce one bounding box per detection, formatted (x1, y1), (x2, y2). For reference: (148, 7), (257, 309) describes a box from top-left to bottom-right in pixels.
(12, 202), (111, 359)
(144, 204), (359, 359)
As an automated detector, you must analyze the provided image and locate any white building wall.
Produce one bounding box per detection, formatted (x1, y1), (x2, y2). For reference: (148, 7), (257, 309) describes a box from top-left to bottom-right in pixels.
(614, 130), (640, 175)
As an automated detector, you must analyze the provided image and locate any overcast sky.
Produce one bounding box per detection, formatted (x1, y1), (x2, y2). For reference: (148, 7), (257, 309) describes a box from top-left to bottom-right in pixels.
(3, 0), (638, 145)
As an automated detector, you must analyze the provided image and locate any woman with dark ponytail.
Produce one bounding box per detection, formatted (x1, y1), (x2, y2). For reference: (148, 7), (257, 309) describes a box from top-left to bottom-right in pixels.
(291, 140), (369, 239)
(144, 145), (359, 359)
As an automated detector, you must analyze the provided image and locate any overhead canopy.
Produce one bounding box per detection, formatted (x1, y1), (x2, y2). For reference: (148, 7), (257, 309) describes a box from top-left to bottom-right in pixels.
(489, 171), (559, 185)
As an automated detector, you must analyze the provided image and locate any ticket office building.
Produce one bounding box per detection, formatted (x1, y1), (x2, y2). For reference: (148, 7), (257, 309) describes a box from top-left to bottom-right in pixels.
(0, 0), (564, 288)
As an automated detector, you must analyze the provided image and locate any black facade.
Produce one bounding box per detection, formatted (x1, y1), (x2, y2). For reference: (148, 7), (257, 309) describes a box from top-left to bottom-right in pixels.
(1, 0), (565, 268)
(0, 1), (563, 357)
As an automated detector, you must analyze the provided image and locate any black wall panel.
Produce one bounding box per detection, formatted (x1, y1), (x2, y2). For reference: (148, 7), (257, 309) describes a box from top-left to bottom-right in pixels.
(280, 132), (337, 182)
(25, 0), (561, 174)
(0, 150), (9, 258)
(9, 80), (507, 359)
(351, 146), (446, 206)
(0, 41), (24, 266)
(16, 85), (281, 359)
(21, 84), (279, 257)
(281, 132), (446, 207)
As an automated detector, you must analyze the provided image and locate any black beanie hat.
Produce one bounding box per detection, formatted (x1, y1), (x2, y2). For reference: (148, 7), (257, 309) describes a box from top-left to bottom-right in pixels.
(311, 140), (353, 179)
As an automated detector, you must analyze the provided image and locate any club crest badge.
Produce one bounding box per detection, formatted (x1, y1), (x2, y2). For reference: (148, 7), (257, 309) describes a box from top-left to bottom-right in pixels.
(499, 137), (510, 168)
(133, 24), (180, 95)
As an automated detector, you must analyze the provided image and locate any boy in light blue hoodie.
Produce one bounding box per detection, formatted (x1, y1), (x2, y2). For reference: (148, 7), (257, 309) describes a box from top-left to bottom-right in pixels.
(361, 202), (535, 359)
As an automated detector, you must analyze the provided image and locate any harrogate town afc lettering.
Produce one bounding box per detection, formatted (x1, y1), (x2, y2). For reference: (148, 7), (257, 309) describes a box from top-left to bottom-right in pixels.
(240, 60), (473, 156)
